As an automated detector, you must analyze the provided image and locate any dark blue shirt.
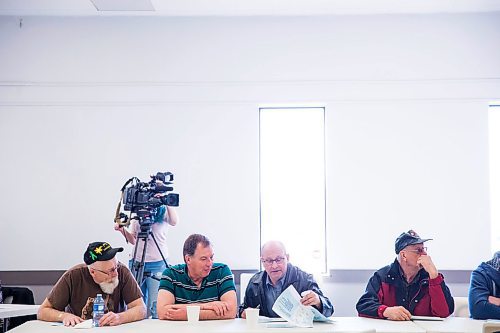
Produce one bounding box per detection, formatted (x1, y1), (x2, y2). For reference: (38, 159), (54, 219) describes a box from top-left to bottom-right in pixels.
(264, 274), (285, 317)
(239, 263), (334, 318)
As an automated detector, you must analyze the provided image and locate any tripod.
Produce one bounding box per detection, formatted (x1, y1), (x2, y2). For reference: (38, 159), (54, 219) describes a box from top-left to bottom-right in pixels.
(128, 217), (170, 319)
(130, 218), (170, 287)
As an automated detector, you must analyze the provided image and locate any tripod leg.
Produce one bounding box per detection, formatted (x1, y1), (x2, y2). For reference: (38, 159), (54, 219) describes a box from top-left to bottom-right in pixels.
(132, 234), (152, 317)
(137, 237), (148, 286)
(130, 240), (141, 281)
(147, 232), (169, 319)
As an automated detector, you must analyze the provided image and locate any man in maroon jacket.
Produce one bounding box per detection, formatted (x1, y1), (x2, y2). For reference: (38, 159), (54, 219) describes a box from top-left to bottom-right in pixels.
(356, 230), (454, 320)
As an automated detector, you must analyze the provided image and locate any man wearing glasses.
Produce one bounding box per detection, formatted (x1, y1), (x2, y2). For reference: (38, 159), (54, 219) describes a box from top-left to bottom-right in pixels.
(38, 242), (146, 326)
(356, 230), (454, 320)
(239, 240), (333, 318)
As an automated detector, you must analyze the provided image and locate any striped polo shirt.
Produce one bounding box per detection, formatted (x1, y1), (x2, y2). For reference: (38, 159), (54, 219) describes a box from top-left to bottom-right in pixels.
(159, 263), (236, 303)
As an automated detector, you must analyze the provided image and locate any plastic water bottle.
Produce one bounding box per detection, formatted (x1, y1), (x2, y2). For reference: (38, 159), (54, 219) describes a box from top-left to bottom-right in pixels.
(92, 294), (105, 327)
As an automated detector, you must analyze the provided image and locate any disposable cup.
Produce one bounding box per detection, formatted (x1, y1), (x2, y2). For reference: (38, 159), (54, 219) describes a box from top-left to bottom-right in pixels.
(245, 308), (260, 328)
(186, 305), (200, 322)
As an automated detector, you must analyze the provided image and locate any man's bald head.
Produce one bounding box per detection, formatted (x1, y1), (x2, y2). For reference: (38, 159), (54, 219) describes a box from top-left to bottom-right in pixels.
(260, 240), (289, 285)
(261, 240), (287, 256)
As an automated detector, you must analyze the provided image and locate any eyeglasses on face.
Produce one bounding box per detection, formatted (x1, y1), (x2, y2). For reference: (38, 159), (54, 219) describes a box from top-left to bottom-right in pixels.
(405, 247), (427, 254)
(261, 257), (286, 265)
(92, 263), (121, 276)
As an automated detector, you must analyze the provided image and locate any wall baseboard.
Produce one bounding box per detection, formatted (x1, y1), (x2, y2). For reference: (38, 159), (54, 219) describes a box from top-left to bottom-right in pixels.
(0, 269), (471, 285)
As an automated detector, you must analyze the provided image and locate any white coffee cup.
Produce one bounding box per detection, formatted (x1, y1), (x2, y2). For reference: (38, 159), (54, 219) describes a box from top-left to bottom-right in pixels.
(245, 308), (260, 328)
(186, 305), (200, 322)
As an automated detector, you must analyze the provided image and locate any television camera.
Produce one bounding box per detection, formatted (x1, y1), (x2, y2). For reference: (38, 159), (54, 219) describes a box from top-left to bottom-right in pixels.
(115, 172), (179, 229)
(114, 172), (179, 288)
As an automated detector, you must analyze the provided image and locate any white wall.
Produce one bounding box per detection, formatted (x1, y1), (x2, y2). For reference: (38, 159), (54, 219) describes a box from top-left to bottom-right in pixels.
(0, 13), (499, 271)
(327, 100), (491, 269)
(0, 104), (260, 270)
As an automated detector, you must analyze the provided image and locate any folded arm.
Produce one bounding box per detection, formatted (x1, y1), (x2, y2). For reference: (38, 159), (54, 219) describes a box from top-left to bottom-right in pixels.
(469, 270), (500, 319)
(157, 289), (237, 320)
(98, 297), (146, 326)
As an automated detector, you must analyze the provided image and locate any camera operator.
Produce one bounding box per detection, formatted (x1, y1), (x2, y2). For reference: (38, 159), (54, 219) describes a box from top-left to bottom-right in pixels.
(114, 198), (178, 319)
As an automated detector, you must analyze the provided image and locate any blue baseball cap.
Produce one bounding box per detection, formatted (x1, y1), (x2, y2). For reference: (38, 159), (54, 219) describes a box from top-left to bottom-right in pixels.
(395, 230), (432, 254)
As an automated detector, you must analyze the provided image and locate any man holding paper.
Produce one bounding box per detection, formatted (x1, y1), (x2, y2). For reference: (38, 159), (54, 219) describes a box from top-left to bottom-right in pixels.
(239, 240), (333, 318)
(356, 230), (454, 320)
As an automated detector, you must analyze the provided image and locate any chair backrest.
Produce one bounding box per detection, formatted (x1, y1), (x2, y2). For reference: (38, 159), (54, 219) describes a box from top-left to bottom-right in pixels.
(483, 320), (500, 333)
(239, 273), (254, 304)
(0, 286), (37, 330)
(453, 296), (470, 318)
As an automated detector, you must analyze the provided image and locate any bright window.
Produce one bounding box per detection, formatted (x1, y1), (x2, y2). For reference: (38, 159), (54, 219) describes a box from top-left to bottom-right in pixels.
(259, 107), (326, 274)
(489, 104), (500, 253)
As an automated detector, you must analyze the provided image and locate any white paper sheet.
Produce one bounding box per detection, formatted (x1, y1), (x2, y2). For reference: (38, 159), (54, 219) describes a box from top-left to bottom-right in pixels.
(410, 315), (445, 321)
(73, 319), (93, 329)
(271, 285), (334, 327)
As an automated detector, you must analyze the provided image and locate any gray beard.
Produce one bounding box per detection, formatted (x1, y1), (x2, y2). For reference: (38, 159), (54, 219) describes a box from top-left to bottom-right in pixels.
(99, 277), (119, 294)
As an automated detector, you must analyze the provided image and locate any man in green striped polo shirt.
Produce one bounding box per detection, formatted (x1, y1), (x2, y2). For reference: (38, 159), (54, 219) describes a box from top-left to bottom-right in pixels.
(157, 234), (237, 320)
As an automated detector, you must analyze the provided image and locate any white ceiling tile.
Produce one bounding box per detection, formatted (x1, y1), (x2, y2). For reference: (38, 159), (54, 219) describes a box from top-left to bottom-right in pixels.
(0, 0), (500, 16)
(90, 0), (154, 11)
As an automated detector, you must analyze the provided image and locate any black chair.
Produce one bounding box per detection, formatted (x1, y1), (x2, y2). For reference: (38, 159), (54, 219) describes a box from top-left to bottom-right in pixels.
(1, 287), (37, 331)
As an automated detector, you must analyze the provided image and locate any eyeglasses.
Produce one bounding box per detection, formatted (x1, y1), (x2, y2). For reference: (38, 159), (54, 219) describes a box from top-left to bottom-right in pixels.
(261, 257), (286, 265)
(405, 247), (427, 254)
(92, 263), (121, 276)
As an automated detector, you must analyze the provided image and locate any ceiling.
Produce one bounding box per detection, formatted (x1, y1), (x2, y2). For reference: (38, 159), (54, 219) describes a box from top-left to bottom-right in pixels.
(1, 0), (500, 17)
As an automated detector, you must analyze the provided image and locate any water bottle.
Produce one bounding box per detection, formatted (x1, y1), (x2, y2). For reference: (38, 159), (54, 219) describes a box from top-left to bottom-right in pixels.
(92, 294), (105, 327)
